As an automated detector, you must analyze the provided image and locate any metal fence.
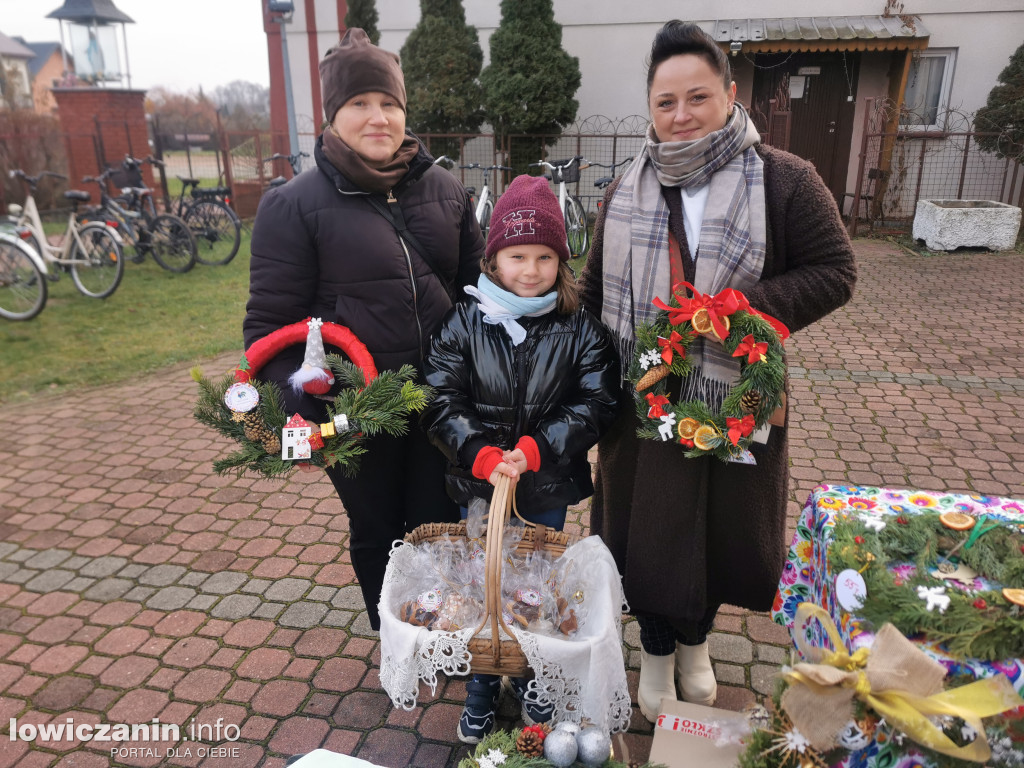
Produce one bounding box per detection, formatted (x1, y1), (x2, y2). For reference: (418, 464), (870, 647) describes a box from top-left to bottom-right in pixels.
(849, 99), (1024, 236)
(20, 106), (1022, 239)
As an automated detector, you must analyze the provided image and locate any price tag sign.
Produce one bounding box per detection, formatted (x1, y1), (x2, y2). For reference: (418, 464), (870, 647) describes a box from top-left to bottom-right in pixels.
(835, 568), (867, 612)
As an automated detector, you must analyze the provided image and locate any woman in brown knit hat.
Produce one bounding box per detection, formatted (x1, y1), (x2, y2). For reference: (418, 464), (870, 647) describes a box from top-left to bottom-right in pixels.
(579, 21), (856, 721)
(244, 28), (485, 632)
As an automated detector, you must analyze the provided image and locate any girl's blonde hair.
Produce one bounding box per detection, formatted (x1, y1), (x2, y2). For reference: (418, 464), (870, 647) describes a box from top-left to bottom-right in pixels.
(480, 256), (580, 315)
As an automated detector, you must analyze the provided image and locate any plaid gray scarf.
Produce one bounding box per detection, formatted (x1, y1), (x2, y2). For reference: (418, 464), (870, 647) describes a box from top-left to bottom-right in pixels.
(600, 104), (766, 408)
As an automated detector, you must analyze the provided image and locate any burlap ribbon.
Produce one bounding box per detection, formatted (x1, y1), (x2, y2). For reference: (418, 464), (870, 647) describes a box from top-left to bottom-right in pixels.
(782, 603), (1023, 762)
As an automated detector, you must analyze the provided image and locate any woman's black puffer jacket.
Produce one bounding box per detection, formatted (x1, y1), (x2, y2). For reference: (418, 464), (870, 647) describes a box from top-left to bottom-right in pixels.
(244, 133), (483, 423)
(420, 300), (621, 514)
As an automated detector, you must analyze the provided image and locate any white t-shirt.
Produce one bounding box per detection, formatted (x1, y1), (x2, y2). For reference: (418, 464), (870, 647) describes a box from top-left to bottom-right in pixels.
(681, 182), (710, 257)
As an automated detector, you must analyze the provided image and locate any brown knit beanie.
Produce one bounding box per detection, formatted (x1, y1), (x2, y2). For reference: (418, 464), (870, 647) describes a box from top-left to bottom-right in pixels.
(319, 28), (406, 123)
(485, 175), (570, 262)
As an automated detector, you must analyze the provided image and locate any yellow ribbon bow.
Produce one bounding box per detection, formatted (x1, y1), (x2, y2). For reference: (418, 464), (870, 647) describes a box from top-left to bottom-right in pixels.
(782, 603), (1023, 762)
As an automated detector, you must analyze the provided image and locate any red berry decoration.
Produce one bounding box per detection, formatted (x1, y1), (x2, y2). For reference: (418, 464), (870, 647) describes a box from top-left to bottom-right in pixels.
(893, 578), (904, 586)
(854, 536), (865, 544)
(896, 516), (910, 525)
(974, 599), (987, 609)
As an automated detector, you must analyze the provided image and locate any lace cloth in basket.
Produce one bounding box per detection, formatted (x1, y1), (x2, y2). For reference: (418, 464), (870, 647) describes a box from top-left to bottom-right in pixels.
(379, 536), (631, 733)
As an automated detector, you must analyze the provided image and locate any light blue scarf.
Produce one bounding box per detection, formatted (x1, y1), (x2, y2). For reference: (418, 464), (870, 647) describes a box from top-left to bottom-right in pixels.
(464, 275), (557, 345)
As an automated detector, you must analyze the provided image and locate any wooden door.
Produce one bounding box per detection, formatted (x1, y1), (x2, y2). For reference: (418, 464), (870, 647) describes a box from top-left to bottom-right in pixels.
(752, 52), (860, 204)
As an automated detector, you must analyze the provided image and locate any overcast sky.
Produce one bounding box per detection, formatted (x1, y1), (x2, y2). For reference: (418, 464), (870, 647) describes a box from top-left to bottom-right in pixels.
(4, 0), (270, 92)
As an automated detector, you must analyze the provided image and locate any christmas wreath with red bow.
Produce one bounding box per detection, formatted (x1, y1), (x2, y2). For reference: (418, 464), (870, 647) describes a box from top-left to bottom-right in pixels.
(192, 318), (433, 478)
(628, 282), (789, 461)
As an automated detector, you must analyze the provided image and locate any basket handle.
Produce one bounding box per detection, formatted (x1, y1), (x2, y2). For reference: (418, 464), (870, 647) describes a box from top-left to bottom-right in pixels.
(472, 473), (519, 666)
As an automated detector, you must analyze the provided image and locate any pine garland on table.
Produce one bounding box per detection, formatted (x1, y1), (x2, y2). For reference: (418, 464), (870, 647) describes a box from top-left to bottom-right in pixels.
(738, 680), (1024, 768)
(192, 354), (433, 479)
(829, 512), (1024, 661)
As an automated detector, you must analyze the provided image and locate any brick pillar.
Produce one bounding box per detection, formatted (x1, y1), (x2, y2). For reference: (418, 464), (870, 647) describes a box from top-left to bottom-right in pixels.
(51, 88), (153, 196)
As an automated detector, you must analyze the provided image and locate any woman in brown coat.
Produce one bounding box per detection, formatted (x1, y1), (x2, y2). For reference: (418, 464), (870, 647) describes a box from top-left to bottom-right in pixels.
(579, 21), (856, 720)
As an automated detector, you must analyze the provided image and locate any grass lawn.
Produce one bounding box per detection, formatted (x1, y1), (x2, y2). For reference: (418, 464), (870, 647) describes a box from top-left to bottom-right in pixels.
(0, 230), (252, 405)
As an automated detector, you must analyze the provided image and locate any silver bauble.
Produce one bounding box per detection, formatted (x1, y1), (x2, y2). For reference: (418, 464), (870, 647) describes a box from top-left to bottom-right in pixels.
(554, 721), (581, 734)
(543, 729), (578, 767)
(576, 726), (612, 767)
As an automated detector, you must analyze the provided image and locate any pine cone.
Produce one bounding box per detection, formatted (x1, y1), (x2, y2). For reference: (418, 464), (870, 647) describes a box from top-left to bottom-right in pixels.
(241, 412), (281, 453)
(516, 730), (544, 757)
(635, 363), (670, 392)
(741, 389), (762, 413)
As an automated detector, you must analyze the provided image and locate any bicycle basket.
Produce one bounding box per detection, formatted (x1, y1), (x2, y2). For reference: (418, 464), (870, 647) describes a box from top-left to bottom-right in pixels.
(547, 159), (581, 185)
(110, 166), (145, 189)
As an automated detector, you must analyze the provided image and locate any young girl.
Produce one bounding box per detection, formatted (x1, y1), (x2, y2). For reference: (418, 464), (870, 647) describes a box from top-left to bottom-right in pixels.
(420, 174), (621, 743)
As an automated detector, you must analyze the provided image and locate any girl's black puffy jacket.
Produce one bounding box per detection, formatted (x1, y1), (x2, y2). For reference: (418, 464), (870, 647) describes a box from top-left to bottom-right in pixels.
(420, 300), (621, 514)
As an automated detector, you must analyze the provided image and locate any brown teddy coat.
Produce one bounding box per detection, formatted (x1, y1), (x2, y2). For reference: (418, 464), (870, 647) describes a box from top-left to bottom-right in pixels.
(579, 145), (856, 627)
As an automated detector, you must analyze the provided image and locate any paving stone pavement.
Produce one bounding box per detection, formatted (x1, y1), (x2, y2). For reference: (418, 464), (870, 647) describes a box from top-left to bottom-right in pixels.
(0, 239), (1022, 767)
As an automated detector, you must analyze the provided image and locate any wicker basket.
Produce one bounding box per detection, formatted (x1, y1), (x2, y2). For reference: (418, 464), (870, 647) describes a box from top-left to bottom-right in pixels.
(404, 474), (578, 677)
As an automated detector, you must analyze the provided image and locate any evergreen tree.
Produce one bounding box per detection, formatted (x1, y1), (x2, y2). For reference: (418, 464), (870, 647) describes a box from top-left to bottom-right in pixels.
(400, 0), (484, 161)
(480, 0), (581, 174)
(344, 0), (380, 45)
(974, 42), (1024, 162)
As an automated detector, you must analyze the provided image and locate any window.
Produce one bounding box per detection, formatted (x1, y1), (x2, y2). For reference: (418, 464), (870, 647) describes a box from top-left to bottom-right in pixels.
(900, 49), (957, 132)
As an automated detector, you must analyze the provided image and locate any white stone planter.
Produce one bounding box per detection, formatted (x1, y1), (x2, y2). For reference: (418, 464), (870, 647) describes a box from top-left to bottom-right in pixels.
(912, 199), (1022, 252)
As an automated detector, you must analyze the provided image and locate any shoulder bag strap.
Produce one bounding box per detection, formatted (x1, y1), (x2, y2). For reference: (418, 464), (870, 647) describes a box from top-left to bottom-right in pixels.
(366, 194), (456, 303)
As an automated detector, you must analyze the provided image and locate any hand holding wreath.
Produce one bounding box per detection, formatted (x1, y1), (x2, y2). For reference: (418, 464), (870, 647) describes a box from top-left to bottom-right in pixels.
(628, 281), (789, 461)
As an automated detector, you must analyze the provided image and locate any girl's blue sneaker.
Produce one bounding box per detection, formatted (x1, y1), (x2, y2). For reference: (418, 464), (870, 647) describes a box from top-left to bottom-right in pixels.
(457, 675), (502, 744)
(507, 676), (554, 725)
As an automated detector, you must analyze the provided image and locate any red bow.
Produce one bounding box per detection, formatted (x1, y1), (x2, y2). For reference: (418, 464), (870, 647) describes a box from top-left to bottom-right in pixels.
(646, 392), (670, 419)
(726, 414), (756, 446)
(653, 282), (791, 344)
(657, 331), (686, 365)
(653, 282), (740, 341)
(732, 334), (769, 364)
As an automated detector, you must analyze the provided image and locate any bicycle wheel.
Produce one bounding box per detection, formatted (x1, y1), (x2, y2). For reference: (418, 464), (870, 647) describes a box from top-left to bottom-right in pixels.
(0, 236), (47, 320)
(184, 200), (241, 266)
(565, 196), (589, 258)
(70, 223), (124, 299)
(150, 214), (197, 273)
(479, 198), (494, 240)
(1, 216), (44, 266)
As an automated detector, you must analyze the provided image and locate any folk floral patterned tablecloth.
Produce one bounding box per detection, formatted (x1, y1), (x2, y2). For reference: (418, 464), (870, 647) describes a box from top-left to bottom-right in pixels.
(771, 483), (1024, 768)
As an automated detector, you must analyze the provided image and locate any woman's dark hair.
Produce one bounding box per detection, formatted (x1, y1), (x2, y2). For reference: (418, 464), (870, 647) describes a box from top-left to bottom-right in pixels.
(480, 256), (580, 315)
(646, 20), (731, 93)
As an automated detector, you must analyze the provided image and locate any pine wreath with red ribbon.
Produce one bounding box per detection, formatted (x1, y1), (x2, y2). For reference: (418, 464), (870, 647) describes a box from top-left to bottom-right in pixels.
(192, 319), (433, 478)
(628, 283), (789, 461)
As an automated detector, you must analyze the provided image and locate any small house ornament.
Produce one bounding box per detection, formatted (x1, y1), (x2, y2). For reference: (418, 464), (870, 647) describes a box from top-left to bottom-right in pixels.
(281, 413), (313, 461)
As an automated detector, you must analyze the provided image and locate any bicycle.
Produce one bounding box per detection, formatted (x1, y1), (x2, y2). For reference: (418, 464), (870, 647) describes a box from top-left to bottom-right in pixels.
(169, 168), (243, 267)
(264, 151), (310, 190)
(83, 164), (197, 274)
(0, 231), (47, 320)
(529, 156), (590, 258)
(5, 169), (124, 299)
(458, 163), (511, 239)
(590, 157), (635, 209)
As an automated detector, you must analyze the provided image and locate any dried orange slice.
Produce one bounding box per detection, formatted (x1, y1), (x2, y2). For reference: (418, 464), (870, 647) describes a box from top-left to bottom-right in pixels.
(939, 511), (976, 531)
(677, 417), (701, 441)
(1002, 588), (1024, 607)
(693, 425), (717, 451)
(691, 308), (713, 335)
(691, 308), (730, 341)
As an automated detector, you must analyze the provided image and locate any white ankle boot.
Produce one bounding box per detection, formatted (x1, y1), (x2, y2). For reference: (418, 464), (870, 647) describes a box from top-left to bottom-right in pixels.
(638, 650), (677, 722)
(675, 641), (717, 706)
